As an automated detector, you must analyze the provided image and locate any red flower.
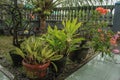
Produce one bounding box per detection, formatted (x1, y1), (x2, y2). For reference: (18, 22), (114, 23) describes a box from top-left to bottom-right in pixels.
(96, 7), (108, 15)
(96, 7), (104, 11)
(98, 28), (102, 32)
(100, 9), (108, 15)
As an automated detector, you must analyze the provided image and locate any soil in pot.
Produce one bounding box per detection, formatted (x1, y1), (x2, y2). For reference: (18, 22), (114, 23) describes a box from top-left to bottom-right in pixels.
(9, 50), (23, 67)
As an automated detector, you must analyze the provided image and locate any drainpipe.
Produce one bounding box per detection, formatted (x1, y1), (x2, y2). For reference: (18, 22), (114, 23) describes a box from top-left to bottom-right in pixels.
(112, 1), (120, 33)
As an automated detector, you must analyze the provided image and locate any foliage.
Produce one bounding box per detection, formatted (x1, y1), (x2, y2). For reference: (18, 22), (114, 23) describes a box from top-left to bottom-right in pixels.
(42, 18), (84, 56)
(15, 36), (63, 64)
(25, 0), (63, 32)
(90, 28), (113, 56)
(67, 6), (115, 57)
(80, 7), (114, 56)
(0, 0), (12, 5)
(79, 7), (109, 39)
(26, 0), (62, 16)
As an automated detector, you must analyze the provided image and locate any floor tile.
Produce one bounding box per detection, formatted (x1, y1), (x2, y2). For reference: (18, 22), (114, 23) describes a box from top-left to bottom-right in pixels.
(65, 54), (120, 80)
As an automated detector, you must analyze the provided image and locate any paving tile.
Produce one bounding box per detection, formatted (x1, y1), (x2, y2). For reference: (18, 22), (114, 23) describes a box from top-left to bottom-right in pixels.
(0, 71), (10, 80)
(65, 54), (120, 80)
(104, 65), (120, 80)
(0, 65), (14, 80)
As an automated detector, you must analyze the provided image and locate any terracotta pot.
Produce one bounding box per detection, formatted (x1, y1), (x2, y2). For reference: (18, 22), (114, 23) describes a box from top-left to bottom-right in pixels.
(22, 60), (50, 78)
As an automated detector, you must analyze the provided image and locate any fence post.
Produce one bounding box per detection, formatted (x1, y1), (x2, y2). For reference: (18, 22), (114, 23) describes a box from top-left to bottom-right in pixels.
(112, 1), (120, 33)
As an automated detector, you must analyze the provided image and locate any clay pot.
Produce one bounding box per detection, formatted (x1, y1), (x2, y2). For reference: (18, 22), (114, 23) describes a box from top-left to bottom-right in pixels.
(22, 60), (50, 78)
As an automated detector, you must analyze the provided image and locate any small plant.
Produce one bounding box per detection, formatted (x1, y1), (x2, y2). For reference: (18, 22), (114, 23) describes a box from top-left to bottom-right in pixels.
(26, 0), (62, 33)
(42, 18), (84, 57)
(79, 7), (114, 57)
(90, 28), (114, 56)
(41, 18), (84, 75)
(80, 7), (110, 40)
(15, 36), (63, 78)
(15, 36), (63, 64)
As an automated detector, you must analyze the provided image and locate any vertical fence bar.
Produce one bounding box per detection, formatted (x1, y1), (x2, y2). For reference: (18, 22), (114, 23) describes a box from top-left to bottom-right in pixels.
(46, 4), (115, 25)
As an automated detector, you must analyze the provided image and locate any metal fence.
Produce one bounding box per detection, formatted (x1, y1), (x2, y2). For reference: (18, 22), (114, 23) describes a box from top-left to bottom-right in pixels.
(46, 6), (114, 24)
(0, 5), (116, 35)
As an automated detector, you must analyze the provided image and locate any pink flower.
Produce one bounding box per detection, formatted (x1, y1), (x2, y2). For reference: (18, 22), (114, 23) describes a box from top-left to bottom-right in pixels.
(112, 49), (120, 54)
(114, 34), (119, 40)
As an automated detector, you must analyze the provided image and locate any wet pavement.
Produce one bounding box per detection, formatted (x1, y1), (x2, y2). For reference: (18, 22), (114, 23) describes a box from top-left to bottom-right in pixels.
(0, 72), (10, 80)
(65, 53), (120, 80)
(0, 65), (14, 80)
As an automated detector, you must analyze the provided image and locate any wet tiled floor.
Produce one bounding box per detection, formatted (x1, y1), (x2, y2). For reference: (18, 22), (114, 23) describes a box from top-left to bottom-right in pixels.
(0, 65), (14, 80)
(65, 53), (120, 80)
(0, 72), (10, 80)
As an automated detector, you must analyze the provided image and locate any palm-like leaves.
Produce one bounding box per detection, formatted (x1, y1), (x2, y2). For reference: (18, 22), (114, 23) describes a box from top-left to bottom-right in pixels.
(15, 36), (63, 64)
(29, 0), (62, 14)
(44, 18), (84, 56)
(62, 18), (82, 36)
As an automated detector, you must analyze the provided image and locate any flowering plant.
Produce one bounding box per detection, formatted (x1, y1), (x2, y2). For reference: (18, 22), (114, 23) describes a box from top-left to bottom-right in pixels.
(91, 28), (114, 56)
(81, 7), (115, 56)
(110, 32), (120, 54)
(80, 7), (109, 40)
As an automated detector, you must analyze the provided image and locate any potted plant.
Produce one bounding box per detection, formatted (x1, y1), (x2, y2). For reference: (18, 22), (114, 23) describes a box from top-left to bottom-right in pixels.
(76, 7), (114, 58)
(26, 0), (62, 33)
(69, 40), (91, 63)
(42, 18), (84, 75)
(15, 36), (63, 79)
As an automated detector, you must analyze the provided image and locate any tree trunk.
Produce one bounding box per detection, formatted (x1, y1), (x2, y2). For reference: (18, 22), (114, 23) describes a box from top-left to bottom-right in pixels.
(40, 17), (46, 33)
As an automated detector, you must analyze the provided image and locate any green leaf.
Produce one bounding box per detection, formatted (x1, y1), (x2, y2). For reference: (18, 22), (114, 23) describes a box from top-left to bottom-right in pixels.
(15, 48), (25, 59)
(41, 46), (48, 57)
(50, 55), (63, 61)
(26, 43), (32, 54)
(33, 52), (37, 59)
(44, 49), (55, 58)
(46, 39), (55, 47)
(72, 38), (85, 44)
(51, 62), (58, 72)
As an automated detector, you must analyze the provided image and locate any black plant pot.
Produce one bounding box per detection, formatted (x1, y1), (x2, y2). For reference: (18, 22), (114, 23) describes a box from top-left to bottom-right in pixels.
(50, 56), (67, 77)
(69, 48), (89, 63)
(9, 50), (23, 67)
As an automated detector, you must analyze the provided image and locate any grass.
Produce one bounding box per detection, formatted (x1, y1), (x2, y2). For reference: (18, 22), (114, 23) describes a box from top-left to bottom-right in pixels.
(0, 35), (15, 63)
(0, 35), (14, 54)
